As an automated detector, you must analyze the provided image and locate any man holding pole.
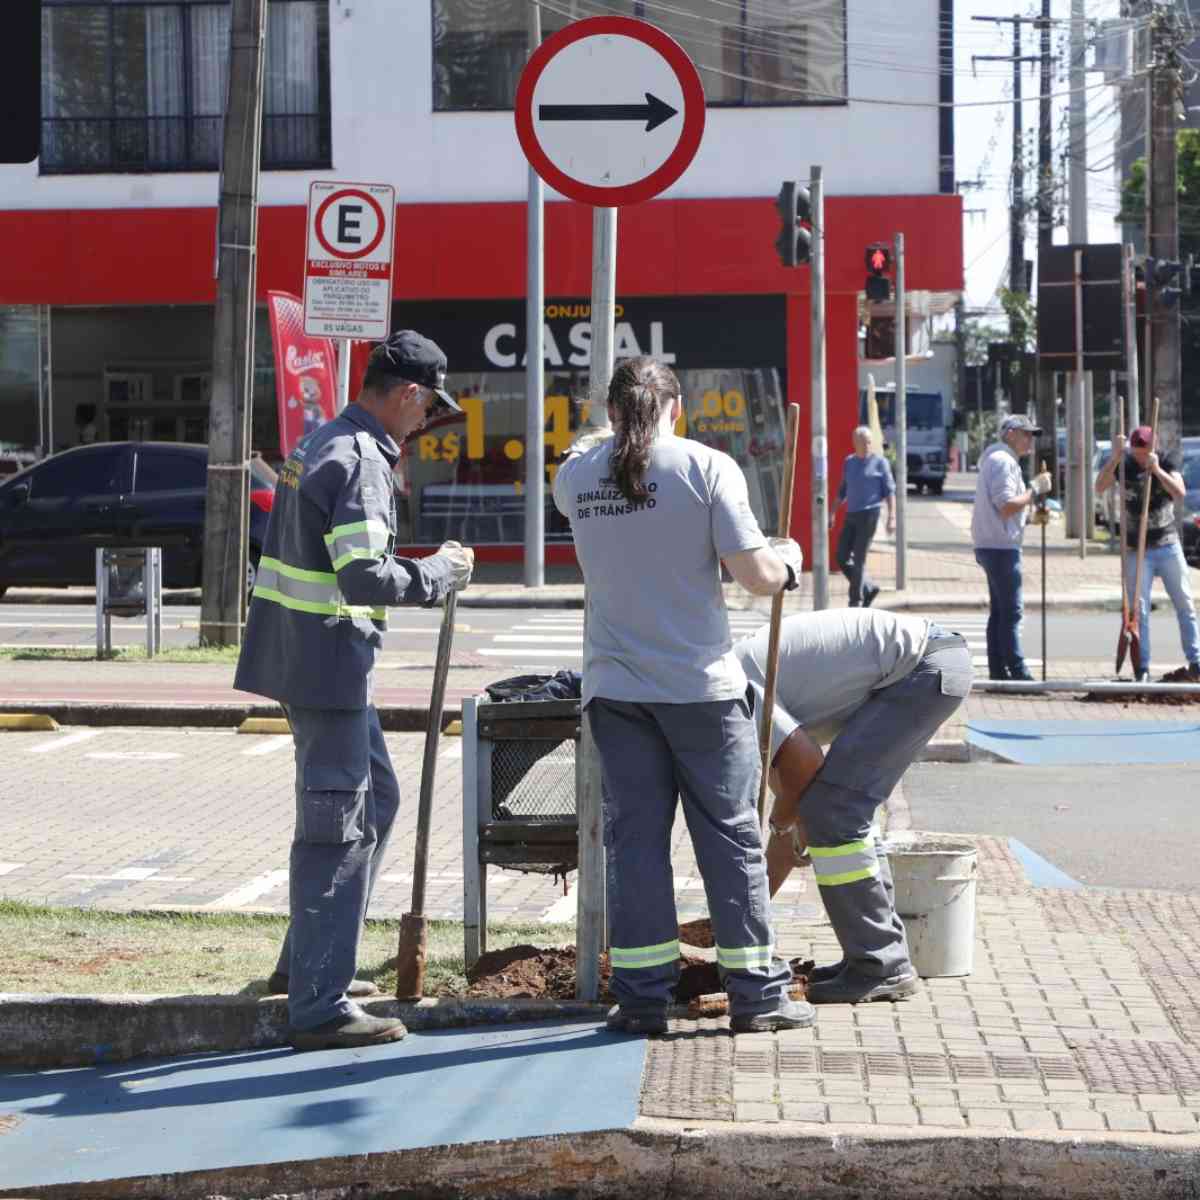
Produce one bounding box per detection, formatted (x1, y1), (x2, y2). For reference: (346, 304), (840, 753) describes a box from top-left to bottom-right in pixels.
(236, 331), (475, 1051)
(734, 609), (972, 1003)
(971, 415), (1052, 681)
(1096, 425), (1200, 682)
(554, 356), (812, 1036)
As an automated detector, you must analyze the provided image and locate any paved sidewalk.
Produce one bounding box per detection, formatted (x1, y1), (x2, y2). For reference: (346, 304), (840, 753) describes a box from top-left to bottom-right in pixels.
(4, 820), (1200, 1198)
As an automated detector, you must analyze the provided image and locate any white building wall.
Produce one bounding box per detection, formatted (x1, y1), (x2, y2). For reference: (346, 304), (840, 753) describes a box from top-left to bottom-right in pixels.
(0, 0), (942, 211)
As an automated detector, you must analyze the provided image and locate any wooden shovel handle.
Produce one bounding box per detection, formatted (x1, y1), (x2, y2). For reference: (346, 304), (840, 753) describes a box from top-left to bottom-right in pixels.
(756, 403), (801, 823)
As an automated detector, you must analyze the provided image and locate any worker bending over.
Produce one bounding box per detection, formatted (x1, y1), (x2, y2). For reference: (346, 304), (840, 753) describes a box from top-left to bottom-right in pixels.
(733, 609), (972, 1004)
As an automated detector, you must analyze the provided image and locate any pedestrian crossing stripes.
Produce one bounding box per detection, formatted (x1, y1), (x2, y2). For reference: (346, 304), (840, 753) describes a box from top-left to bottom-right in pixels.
(477, 612), (768, 660)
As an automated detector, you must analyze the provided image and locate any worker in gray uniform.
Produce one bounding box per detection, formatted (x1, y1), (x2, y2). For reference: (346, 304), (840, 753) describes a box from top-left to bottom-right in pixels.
(733, 609), (972, 1004)
(554, 355), (813, 1036)
(235, 330), (474, 1051)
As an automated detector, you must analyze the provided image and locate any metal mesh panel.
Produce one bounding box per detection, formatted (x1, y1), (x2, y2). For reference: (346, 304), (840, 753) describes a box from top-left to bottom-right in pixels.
(491, 738), (577, 821)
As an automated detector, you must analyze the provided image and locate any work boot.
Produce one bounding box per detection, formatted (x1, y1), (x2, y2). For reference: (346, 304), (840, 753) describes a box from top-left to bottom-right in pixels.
(1135, 669), (1150, 683)
(730, 997), (816, 1033)
(803, 960), (845, 986)
(605, 1004), (669, 1036)
(806, 965), (920, 1006)
(266, 972), (380, 999)
(290, 1012), (407, 1051)
(862, 584), (880, 609)
(1007, 664), (1035, 683)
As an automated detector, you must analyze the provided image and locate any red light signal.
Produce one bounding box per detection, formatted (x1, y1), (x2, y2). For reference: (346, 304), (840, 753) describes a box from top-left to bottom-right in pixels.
(865, 244), (892, 275)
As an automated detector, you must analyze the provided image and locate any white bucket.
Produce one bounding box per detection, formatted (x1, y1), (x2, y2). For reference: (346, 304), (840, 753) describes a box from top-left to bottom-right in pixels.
(884, 837), (978, 978)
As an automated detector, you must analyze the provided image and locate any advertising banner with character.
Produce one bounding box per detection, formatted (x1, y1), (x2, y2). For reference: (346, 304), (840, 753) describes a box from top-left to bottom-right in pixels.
(267, 290), (338, 458)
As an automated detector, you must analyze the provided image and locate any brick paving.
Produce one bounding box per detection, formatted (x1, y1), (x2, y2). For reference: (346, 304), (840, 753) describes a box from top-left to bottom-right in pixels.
(640, 835), (1200, 1137)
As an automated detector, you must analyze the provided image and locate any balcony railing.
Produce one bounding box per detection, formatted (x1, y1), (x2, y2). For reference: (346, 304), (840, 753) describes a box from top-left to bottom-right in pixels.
(39, 113), (330, 174)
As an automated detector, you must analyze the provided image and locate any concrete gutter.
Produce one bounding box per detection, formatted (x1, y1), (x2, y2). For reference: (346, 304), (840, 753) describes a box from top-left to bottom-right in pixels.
(0, 992), (608, 1069)
(2, 1118), (1197, 1200)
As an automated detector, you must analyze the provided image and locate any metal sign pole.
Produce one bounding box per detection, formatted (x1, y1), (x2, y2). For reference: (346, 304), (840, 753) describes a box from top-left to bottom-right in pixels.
(810, 165), (829, 609)
(1073, 249), (1087, 559)
(575, 206), (617, 1003)
(894, 231), (908, 591)
(337, 338), (351, 414)
(523, 0), (545, 589)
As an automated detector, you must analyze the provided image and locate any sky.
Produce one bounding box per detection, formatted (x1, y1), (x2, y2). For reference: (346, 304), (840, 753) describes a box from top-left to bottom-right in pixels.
(953, 0), (1129, 314)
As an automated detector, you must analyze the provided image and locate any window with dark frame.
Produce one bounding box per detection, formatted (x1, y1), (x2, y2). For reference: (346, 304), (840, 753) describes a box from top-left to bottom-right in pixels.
(431, 0), (845, 112)
(41, 0), (331, 174)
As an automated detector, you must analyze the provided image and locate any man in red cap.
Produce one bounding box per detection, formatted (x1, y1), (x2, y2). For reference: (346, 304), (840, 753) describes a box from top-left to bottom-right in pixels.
(1097, 426), (1200, 681)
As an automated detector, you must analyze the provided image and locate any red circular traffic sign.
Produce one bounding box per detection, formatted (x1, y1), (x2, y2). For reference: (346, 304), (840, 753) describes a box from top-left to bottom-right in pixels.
(515, 16), (706, 207)
(314, 188), (387, 259)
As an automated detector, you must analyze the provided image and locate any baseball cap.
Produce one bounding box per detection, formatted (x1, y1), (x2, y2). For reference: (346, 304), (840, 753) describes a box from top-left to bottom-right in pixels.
(1000, 414), (1042, 436)
(368, 330), (462, 414)
(1129, 425), (1154, 448)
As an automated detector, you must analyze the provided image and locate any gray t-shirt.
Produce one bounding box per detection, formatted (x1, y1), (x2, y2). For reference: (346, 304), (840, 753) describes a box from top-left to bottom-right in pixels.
(972, 441), (1029, 549)
(732, 610), (931, 754)
(553, 434), (767, 706)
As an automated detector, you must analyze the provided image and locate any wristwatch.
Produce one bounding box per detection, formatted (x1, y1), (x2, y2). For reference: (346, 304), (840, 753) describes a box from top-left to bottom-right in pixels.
(768, 818), (797, 839)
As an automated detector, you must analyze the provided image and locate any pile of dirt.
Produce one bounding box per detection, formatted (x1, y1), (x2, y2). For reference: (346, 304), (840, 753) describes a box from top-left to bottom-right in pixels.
(678, 918), (714, 947)
(461, 938), (814, 1007)
(1083, 688), (1200, 706)
(463, 944), (611, 1001)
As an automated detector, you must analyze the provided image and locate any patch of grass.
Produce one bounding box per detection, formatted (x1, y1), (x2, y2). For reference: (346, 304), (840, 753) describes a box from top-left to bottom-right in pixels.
(0, 645), (241, 664)
(0, 900), (575, 997)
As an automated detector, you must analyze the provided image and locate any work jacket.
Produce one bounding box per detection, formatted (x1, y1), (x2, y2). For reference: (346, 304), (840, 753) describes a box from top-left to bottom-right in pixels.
(234, 406), (453, 709)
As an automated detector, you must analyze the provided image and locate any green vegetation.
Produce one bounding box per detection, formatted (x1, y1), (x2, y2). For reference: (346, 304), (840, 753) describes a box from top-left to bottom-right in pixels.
(0, 644), (241, 664)
(0, 901), (574, 997)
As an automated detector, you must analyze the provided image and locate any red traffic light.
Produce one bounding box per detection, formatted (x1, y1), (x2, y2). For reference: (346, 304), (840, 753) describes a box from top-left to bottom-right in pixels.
(865, 244), (891, 275)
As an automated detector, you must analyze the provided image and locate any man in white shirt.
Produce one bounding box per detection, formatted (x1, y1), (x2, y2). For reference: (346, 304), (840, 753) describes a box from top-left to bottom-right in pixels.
(971, 415), (1051, 681)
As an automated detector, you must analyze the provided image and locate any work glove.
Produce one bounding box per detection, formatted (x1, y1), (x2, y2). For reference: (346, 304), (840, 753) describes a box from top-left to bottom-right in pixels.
(1030, 471), (1052, 497)
(565, 425), (614, 457)
(435, 540), (474, 590)
(768, 536), (803, 591)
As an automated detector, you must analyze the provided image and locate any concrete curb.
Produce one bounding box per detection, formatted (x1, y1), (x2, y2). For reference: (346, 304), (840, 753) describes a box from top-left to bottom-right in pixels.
(3, 1117), (1198, 1199)
(0, 992), (608, 1069)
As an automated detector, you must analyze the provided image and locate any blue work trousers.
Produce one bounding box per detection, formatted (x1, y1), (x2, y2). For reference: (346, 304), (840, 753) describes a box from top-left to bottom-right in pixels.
(974, 547), (1025, 679)
(275, 704), (400, 1031)
(588, 695), (791, 1018)
(1125, 542), (1200, 674)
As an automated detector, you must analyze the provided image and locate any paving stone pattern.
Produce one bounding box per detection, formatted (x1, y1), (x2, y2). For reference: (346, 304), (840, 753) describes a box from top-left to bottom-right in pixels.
(640, 841), (1200, 1135)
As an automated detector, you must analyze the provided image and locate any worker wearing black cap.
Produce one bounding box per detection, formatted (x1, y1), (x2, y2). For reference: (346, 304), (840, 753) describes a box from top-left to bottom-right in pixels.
(236, 330), (474, 1051)
(971, 414), (1051, 681)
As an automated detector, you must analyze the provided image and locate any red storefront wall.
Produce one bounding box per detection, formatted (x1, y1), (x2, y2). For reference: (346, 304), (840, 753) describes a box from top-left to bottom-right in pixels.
(0, 194), (961, 561)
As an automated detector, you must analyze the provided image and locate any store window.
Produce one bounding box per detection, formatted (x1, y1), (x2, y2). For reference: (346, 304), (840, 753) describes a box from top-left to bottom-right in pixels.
(41, 0), (331, 173)
(388, 297), (789, 546)
(432, 0), (846, 111)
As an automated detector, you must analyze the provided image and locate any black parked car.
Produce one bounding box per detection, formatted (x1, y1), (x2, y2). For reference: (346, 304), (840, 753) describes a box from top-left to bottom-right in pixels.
(0, 442), (274, 599)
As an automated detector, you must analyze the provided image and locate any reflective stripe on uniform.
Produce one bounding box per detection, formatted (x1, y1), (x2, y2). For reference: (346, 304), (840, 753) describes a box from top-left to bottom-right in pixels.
(716, 943), (775, 971)
(324, 519), (391, 571)
(808, 836), (880, 888)
(609, 938), (680, 971)
(254, 556), (385, 621)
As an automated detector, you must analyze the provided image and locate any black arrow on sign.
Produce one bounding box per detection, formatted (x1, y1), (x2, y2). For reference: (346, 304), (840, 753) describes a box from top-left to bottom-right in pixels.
(539, 92), (678, 133)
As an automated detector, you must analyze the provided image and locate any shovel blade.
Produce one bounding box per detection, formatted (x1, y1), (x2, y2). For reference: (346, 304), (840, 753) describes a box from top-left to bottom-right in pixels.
(395, 912), (428, 1001)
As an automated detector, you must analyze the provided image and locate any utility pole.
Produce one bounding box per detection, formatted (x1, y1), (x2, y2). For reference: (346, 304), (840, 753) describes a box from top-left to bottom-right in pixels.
(972, 16), (1044, 416)
(810, 165), (829, 610)
(200, 0), (266, 647)
(524, 1), (545, 588)
(1037, 0), (1057, 491)
(1148, 5), (1184, 466)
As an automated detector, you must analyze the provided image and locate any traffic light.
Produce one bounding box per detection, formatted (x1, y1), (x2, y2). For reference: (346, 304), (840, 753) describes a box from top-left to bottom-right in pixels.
(1145, 256), (1183, 306)
(774, 181), (812, 267)
(864, 242), (891, 302)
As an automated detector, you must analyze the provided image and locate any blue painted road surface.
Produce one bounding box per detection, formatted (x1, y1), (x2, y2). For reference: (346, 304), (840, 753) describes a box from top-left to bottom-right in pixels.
(966, 719), (1200, 765)
(0, 1021), (646, 1193)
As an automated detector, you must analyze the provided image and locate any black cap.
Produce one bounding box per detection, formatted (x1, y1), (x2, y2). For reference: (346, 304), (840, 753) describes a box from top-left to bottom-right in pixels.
(368, 330), (461, 414)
